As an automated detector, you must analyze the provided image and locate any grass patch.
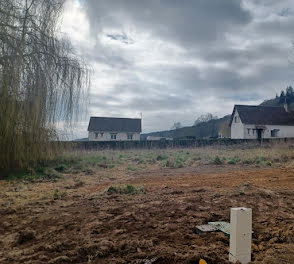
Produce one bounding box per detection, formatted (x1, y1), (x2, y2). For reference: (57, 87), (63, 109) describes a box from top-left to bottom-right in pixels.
(156, 154), (169, 161)
(163, 157), (184, 168)
(212, 156), (223, 165)
(53, 189), (67, 200)
(227, 157), (241, 165)
(106, 184), (145, 195)
(127, 165), (137, 171)
(1, 167), (62, 181)
(3, 144), (294, 180)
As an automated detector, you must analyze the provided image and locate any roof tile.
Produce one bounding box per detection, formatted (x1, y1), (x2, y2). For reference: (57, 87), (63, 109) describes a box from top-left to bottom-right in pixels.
(230, 105), (294, 126)
(88, 117), (142, 132)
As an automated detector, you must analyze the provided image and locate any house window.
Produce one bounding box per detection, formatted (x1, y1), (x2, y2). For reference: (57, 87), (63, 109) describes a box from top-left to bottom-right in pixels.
(110, 133), (117, 140)
(127, 134), (133, 140)
(100, 132), (104, 137)
(234, 116), (239, 123)
(95, 132), (98, 138)
(247, 128), (251, 135)
(252, 129), (255, 135)
(271, 129), (279, 137)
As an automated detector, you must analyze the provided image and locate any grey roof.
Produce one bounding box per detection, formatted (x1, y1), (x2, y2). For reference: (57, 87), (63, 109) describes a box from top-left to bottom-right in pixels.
(230, 105), (294, 126)
(88, 117), (142, 132)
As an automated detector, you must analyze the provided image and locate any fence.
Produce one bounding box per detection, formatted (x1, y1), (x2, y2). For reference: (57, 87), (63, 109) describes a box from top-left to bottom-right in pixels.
(66, 138), (294, 151)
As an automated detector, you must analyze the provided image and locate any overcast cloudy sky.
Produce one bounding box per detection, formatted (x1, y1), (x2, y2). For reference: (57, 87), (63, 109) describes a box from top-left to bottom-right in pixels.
(61, 0), (294, 138)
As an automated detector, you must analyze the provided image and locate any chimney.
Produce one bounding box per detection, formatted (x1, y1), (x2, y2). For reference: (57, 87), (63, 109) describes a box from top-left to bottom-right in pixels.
(284, 98), (289, 112)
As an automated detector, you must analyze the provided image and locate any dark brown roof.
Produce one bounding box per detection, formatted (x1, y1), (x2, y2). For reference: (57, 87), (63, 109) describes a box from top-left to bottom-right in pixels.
(88, 117), (141, 132)
(229, 105), (294, 126)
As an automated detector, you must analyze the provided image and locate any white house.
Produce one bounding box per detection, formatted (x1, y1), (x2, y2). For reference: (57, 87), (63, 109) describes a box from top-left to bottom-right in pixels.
(230, 104), (294, 139)
(88, 117), (141, 141)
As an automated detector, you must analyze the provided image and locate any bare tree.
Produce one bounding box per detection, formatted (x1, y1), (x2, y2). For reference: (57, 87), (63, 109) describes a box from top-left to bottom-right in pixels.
(0, 0), (90, 170)
(193, 113), (218, 126)
(171, 122), (182, 130)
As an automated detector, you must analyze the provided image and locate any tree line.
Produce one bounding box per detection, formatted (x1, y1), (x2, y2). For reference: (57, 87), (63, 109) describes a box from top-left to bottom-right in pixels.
(276, 86), (294, 104)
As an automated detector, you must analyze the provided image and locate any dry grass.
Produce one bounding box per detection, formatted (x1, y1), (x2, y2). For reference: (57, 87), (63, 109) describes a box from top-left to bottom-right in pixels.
(2, 142), (294, 181)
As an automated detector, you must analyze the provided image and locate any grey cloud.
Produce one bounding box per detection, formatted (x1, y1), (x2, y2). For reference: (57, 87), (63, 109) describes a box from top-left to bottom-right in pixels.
(82, 42), (133, 69)
(70, 0), (294, 136)
(126, 94), (193, 111)
(83, 0), (252, 47)
(106, 33), (134, 44)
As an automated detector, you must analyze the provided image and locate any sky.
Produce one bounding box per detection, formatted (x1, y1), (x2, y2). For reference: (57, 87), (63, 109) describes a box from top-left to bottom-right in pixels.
(60, 0), (294, 139)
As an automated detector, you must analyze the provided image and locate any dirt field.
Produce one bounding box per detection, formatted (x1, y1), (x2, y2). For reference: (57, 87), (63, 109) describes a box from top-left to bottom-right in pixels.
(0, 148), (294, 263)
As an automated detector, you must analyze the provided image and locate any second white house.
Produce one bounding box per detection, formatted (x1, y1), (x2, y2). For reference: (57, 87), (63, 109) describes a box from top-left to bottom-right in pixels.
(230, 104), (294, 139)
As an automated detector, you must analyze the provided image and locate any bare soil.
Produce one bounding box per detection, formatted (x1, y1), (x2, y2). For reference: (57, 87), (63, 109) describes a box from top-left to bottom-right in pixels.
(0, 164), (293, 263)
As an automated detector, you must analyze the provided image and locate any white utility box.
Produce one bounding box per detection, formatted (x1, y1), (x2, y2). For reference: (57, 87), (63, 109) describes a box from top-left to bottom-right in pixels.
(229, 207), (252, 264)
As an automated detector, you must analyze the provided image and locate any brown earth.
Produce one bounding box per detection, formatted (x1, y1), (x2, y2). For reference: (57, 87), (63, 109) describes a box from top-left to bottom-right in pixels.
(0, 164), (293, 264)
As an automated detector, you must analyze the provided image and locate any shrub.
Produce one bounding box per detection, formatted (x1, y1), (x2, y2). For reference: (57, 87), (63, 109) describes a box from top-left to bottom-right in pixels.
(54, 164), (68, 172)
(175, 159), (184, 168)
(43, 168), (61, 180)
(164, 159), (175, 168)
(137, 159), (145, 164)
(228, 159), (237, 165)
(156, 154), (168, 161)
(163, 156), (185, 168)
(106, 185), (145, 195)
(126, 184), (137, 195)
(127, 165), (137, 171)
(256, 156), (265, 164)
(228, 157), (241, 165)
(213, 156), (223, 165)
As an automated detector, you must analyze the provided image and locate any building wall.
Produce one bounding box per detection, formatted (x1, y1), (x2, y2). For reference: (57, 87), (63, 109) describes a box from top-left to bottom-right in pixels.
(231, 110), (245, 139)
(146, 136), (173, 141)
(243, 124), (294, 139)
(88, 131), (140, 141)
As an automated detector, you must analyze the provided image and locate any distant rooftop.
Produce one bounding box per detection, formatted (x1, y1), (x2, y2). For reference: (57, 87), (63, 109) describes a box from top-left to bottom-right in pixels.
(230, 105), (294, 126)
(88, 117), (142, 132)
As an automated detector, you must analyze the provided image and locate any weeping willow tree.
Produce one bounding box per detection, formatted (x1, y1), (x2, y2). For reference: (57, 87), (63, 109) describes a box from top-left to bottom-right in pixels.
(0, 0), (90, 171)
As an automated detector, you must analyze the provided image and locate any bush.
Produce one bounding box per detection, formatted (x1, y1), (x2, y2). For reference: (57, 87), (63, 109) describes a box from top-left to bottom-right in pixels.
(156, 154), (168, 161)
(54, 164), (68, 172)
(213, 156), (223, 165)
(256, 156), (265, 165)
(228, 159), (236, 165)
(43, 168), (61, 180)
(126, 184), (137, 194)
(228, 157), (241, 165)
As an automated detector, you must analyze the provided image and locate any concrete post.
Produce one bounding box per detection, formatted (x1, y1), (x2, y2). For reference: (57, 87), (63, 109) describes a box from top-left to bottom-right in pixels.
(229, 207), (252, 264)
